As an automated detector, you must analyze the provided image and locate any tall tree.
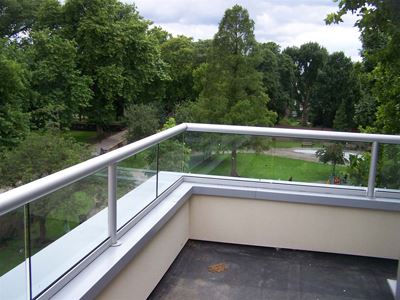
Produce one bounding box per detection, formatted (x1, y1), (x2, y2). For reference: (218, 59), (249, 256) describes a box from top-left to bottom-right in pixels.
(0, 41), (30, 152)
(284, 42), (328, 126)
(310, 51), (360, 130)
(326, 0), (400, 134)
(63, 0), (167, 134)
(26, 30), (93, 129)
(192, 5), (276, 176)
(0, 0), (45, 37)
(258, 42), (296, 121)
(161, 36), (196, 114)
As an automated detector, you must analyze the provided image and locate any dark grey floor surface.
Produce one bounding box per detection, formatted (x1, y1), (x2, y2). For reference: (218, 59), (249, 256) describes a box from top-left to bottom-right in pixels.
(148, 240), (397, 300)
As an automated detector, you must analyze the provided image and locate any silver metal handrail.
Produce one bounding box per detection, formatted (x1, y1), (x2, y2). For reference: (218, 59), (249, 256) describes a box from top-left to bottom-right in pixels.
(1, 122), (400, 216)
(186, 123), (400, 144)
(0, 123), (187, 215)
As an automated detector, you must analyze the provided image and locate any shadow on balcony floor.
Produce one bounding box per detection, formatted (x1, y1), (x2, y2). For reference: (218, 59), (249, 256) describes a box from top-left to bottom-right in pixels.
(149, 240), (397, 300)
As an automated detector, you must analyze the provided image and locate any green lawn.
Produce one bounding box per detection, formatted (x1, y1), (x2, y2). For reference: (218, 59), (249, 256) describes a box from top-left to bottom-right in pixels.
(65, 130), (98, 144)
(271, 139), (324, 148)
(191, 153), (345, 183)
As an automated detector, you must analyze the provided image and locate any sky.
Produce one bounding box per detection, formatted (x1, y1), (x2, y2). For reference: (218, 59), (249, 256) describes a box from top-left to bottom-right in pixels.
(125, 0), (362, 61)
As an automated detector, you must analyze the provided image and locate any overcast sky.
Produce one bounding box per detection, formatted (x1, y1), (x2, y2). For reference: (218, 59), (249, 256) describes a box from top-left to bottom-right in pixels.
(125, 0), (361, 61)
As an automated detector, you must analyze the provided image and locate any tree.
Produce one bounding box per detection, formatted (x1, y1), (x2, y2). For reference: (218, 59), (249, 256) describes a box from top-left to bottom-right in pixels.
(147, 118), (191, 172)
(284, 43), (328, 126)
(63, 0), (168, 134)
(161, 36), (196, 114)
(327, 0), (400, 190)
(125, 104), (159, 142)
(0, 0), (45, 38)
(192, 5), (276, 176)
(0, 41), (30, 152)
(310, 52), (360, 130)
(258, 42), (296, 121)
(326, 0), (400, 134)
(26, 30), (93, 129)
(316, 143), (347, 183)
(0, 131), (91, 243)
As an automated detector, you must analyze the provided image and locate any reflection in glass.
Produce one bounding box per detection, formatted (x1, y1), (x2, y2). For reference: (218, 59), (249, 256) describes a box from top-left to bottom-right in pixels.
(116, 146), (157, 229)
(0, 207), (28, 300)
(185, 132), (369, 186)
(29, 169), (108, 298)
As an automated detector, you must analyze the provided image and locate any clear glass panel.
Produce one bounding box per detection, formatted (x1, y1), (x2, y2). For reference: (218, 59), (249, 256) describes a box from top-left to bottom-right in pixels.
(116, 146), (157, 229)
(157, 134), (186, 195)
(29, 169), (108, 298)
(185, 132), (369, 187)
(0, 207), (28, 300)
(376, 144), (400, 190)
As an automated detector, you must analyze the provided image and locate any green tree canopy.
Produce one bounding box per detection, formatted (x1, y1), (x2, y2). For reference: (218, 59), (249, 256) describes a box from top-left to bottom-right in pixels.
(191, 5), (276, 176)
(310, 51), (360, 130)
(0, 41), (30, 152)
(26, 30), (93, 129)
(0, 131), (91, 243)
(284, 42), (328, 126)
(125, 103), (159, 142)
(160, 36), (196, 114)
(258, 42), (296, 121)
(316, 143), (347, 181)
(327, 0), (400, 134)
(63, 0), (168, 133)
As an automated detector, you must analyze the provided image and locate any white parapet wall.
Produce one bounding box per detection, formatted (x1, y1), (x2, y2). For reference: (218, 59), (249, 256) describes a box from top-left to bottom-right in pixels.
(97, 193), (400, 300)
(96, 202), (190, 300)
(189, 195), (400, 259)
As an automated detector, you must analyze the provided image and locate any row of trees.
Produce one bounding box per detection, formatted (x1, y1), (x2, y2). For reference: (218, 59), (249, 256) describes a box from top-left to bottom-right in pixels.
(1, 0), (379, 155)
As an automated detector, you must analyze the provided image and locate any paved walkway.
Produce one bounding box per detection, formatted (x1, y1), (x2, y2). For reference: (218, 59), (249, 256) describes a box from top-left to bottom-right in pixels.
(96, 130), (128, 154)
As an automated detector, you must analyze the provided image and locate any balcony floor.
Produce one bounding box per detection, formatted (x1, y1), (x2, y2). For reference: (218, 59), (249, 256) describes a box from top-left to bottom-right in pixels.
(149, 240), (397, 300)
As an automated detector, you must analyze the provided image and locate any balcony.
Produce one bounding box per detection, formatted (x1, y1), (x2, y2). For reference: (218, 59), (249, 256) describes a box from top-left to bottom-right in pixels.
(0, 123), (399, 299)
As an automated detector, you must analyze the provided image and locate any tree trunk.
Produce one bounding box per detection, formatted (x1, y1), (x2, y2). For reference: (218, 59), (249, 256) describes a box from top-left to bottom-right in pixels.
(301, 100), (309, 126)
(301, 92), (310, 126)
(96, 124), (104, 137)
(38, 216), (47, 244)
(230, 144), (239, 177)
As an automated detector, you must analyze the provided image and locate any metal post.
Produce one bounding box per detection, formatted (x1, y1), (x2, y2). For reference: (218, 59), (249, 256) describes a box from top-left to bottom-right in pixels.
(108, 164), (119, 246)
(396, 260), (400, 300)
(367, 141), (379, 199)
(24, 204), (32, 300)
(156, 144), (160, 198)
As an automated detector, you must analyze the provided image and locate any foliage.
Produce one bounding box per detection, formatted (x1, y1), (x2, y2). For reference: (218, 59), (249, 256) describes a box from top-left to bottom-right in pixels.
(161, 36), (196, 114)
(310, 52), (359, 130)
(258, 42), (296, 121)
(63, 0), (168, 133)
(327, 0), (400, 134)
(191, 5), (276, 176)
(26, 30), (93, 129)
(346, 153), (370, 186)
(0, 41), (30, 152)
(0, 131), (90, 186)
(284, 42), (328, 125)
(315, 143), (347, 178)
(125, 103), (159, 142)
(0, 131), (91, 242)
(0, 0), (45, 37)
(148, 118), (191, 172)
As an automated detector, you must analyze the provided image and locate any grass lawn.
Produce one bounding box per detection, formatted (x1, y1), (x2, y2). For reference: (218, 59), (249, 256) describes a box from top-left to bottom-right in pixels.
(191, 153), (345, 183)
(117, 151), (153, 169)
(271, 139), (324, 149)
(65, 130), (98, 144)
